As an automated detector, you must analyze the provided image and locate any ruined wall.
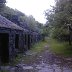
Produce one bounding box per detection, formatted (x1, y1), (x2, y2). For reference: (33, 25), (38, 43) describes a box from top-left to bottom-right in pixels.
(0, 27), (23, 62)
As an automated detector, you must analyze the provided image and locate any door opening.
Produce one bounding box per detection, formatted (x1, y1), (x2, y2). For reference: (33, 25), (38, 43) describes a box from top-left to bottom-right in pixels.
(15, 34), (19, 49)
(0, 33), (9, 63)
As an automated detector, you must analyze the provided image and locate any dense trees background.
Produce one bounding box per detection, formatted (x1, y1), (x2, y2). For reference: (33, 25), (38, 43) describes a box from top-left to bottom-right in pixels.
(0, 0), (44, 34)
(44, 0), (72, 42)
(0, 0), (6, 11)
(1, 0), (72, 43)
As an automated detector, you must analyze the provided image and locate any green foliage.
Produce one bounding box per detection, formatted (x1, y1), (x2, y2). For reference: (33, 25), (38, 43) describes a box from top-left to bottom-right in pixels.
(10, 40), (48, 65)
(45, 0), (72, 41)
(48, 38), (72, 57)
(0, 5), (44, 33)
(0, 70), (9, 72)
(31, 40), (48, 53)
(0, 0), (6, 12)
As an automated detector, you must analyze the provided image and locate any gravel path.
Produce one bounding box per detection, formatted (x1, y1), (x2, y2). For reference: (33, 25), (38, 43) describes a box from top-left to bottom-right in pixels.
(1, 45), (72, 72)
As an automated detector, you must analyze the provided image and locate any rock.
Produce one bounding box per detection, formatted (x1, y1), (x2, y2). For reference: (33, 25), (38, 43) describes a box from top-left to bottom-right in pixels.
(1, 66), (11, 70)
(66, 58), (72, 61)
(45, 46), (48, 48)
(39, 56), (42, 58)
(15, 65), (24, 72)
(10, 67), (15, 72)
(15, 63), (26, 68)
(36, 66), (42, 70)
(23, 66), (33, 70)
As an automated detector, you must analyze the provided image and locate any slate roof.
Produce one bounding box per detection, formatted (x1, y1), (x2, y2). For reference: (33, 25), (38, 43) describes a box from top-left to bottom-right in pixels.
(0, 15), (23, 30)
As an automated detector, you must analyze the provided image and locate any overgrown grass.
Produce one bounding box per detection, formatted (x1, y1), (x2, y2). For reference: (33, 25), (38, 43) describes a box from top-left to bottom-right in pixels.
(30, 40), (48, 53)
(9, 40), (48, 66)
(47, 38), (72, 57)
(0, 70), (9, 72)
(11, 38), (72, 65)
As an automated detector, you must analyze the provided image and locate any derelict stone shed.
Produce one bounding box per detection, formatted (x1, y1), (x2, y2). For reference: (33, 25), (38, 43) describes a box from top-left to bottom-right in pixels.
(0, 15), (24, 64)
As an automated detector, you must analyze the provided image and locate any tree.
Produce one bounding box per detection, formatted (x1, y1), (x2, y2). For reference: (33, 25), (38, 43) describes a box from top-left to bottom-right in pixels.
(45, 0), (72, 41)
(0, 3), (44, 34)
(0, 0), (6, 11)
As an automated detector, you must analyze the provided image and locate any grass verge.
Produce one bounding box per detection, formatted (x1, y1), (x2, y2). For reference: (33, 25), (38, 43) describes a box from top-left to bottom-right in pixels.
(30, 40), (48, 53)
(11, 38), (72, 65)
(47, 38), (72, 57)
(11, 40), (48, 65)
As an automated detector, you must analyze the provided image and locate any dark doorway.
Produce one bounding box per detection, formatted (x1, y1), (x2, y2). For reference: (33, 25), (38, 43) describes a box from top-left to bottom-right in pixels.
(0, 33), (9, 63)
(24, 34), (27, 45)
(15, 34), (19, 49)
(28, 34), (30, 49)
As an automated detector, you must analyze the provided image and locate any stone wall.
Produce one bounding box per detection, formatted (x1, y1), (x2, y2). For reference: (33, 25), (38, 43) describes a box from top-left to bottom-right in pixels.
(0, 27), (23, 62)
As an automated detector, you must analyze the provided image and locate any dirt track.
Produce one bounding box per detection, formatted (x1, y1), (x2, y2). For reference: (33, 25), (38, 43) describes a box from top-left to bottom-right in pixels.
(1, 45), (72, 72)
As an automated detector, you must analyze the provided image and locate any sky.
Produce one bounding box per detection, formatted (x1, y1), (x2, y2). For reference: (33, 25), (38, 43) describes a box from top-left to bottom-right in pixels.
(6, 0), (55, 24)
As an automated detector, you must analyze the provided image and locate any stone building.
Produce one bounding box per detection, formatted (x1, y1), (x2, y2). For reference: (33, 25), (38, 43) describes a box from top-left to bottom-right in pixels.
(0, 15), (24, 64)
(22, 29), (31, 51)
(0, 15), (43, 64)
